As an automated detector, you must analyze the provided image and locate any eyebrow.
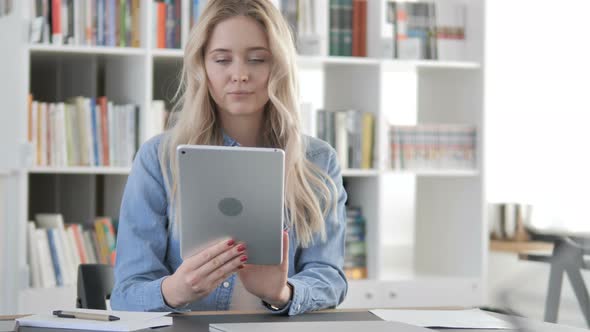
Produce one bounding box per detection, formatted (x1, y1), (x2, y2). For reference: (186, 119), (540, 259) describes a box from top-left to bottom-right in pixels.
(208, 47), (270, 54)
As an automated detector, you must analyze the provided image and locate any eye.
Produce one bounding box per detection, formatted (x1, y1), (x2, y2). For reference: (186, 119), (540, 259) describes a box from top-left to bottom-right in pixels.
(215, 58), (230, 64)
(249, 58), (265, 63)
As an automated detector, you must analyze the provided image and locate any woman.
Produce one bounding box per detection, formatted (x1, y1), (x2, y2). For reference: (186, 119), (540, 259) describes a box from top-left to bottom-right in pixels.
(110, 0), (347, 315)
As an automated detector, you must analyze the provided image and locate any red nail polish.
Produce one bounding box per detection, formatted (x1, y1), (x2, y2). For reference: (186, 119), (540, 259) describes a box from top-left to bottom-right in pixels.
(240, 256), (248, 262)
(237, 244), (246, 252)
(227, 239), (235, 246)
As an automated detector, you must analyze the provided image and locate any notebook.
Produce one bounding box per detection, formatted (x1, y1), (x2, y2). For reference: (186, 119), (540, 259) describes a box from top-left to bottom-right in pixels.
(16, 308), (172, 332)
(209, 321), (432, 332)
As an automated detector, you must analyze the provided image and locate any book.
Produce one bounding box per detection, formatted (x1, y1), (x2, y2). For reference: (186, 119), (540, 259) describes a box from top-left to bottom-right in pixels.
(35, 229), (57, 288)
(45, 228), (64, 286)
(29, 0), (141, 47)
(35, 214), (76, 285)
(317, 109), (375, 169)
(29, 97), (139, 167)
(27, 222), (42, 288)
(389, 124), (477, 171)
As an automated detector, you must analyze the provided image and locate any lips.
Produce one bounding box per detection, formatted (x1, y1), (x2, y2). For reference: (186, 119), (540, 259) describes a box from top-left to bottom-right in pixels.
(228, 91), (253, 95)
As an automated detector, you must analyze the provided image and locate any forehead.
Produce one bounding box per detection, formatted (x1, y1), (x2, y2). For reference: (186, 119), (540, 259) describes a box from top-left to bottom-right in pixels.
(206, 15), (269, 52)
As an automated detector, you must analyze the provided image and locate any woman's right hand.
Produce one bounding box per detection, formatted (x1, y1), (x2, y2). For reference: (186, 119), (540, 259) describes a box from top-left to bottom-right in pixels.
(161, 238), (247, 308)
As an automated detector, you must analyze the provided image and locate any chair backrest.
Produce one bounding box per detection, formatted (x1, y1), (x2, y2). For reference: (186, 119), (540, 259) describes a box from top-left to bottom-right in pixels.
(76, 264), (114, 310)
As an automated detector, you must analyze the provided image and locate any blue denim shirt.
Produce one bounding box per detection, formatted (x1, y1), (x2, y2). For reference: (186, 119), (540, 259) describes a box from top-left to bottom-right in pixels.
(110, 133), (348, 315)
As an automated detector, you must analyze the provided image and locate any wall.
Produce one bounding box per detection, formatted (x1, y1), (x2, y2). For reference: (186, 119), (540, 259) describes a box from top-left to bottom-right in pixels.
(485, 0), (590, 328)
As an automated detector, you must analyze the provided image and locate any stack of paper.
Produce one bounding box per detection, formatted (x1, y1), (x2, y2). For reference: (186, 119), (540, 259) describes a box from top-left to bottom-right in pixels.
(16, 308), (172, 332)
(210, 321), (432, 332)
(370, 308), (514, 329)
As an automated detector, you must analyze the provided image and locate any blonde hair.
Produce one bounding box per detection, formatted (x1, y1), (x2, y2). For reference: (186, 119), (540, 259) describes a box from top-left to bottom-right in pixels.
(159, 0), (337, 247)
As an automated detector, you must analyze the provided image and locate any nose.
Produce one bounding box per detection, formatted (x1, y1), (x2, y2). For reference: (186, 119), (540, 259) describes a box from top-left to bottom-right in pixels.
(231, 62), (249, 83)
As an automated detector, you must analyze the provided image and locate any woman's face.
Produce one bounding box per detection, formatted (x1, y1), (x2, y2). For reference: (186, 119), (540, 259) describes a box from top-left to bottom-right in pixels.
(204, 16), (272, 118)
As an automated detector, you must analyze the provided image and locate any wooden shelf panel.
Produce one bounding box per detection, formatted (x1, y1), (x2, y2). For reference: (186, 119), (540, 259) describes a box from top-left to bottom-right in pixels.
(490, 240), (554, 254)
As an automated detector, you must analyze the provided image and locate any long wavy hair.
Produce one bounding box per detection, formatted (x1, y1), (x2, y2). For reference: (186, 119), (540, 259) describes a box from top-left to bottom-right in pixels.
(159, 0), (337, 247)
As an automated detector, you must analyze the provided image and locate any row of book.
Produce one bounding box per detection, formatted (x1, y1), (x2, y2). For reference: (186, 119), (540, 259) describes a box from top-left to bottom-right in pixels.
(27, 214), (118, 288)
(152, 0), (203, 49)
(387, 1), (466, 60)
(329, 0), (367, 57)
(29, 0), (142, 47)
(316, 110), (375, 170)
(27, 96), (139, 168)
(389, 125), (477, 170)
(152, 0), (181, 49)
(344, 206), (367, 280)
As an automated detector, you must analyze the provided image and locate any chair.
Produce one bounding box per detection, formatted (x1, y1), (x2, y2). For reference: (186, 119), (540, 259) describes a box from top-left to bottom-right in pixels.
(76, 264), (114, 310)
(519, 233), (590, 327)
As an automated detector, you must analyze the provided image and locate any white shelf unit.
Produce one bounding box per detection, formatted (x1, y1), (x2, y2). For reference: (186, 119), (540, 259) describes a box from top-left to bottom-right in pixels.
(0, 0), (486, 314)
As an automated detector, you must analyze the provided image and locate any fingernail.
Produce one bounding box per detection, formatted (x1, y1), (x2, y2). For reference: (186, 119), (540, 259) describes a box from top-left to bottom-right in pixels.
(237, 244), (246, 252)
(227, 239), (235, 246)
(240, 255), (248, 262)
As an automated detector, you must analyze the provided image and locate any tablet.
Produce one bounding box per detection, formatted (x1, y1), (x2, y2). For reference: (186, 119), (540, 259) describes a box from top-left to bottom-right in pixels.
(177, 144), (285, 265)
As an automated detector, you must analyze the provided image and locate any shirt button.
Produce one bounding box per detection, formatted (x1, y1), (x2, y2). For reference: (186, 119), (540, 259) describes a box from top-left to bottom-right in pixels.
(222, 281), (230, 288)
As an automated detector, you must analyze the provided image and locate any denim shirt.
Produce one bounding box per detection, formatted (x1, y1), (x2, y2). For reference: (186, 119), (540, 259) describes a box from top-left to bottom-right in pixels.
(110, 133), (348, 315)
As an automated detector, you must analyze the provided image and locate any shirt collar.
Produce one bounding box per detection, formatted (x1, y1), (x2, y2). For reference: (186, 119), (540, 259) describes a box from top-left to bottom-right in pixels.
(222, 131), (241, 147)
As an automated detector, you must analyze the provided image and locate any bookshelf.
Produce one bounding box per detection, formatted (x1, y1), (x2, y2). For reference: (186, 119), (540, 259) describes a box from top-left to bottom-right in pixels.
(0, 0), (486, 314)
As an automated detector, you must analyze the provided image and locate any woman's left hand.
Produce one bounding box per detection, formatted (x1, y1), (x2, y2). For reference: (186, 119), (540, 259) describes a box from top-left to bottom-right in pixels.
(238, 231), (292, 308)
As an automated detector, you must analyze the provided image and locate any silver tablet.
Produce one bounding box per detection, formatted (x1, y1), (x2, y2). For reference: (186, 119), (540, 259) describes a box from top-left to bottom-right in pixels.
(177, 144), (285, 265)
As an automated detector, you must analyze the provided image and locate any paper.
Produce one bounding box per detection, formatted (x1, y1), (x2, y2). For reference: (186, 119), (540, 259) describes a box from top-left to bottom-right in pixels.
(370, 308), (514, 329)
(16, 308), (172, 332)
(0, 321), (16, 332)
(209, 321), (432, 332)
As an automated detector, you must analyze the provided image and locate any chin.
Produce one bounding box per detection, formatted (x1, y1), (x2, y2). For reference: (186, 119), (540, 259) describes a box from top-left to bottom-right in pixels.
(225, 105), (264, 116)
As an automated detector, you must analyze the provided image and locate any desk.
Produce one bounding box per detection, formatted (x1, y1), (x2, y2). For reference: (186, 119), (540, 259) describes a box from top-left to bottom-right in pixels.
(2, 310), (588, 332)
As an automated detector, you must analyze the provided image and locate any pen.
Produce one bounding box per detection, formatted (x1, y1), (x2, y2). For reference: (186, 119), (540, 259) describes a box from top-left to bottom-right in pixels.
(52, 310), (120, 322)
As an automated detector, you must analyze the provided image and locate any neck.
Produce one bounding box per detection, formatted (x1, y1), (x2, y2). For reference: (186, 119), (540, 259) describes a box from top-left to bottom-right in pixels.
(219, 111), (265, 147)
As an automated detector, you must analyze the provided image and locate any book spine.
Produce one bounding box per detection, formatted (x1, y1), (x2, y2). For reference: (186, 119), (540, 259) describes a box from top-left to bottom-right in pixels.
(329, 0), (339, 56)
(130, 0), (139, 47)
(340, 0), (352, 56)
(352, 0), (360, 56)
(65, 227), (81, 270)
(335, 111), (349, 169)
(174, 0), (181, 48)
(166, 1), (175, 48)
(90, 98), (99, 166)
(27, 222), (42, 288)
(46, 229), (63, 286)
(94, 221), (108, 264)
(51, 0), (62, 45)
(359, 0), (366, 57)
(70, 224), (88, 264)
(361, 112), (373, 169)
(36, 229), (57, 287)
(191, 0), (199, 28)
(157, 2), (166, 48)
(98, 97), (110, 166)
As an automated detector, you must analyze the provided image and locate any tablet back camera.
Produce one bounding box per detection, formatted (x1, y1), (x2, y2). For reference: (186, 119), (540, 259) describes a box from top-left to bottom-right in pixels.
(218, 197), (243, 217)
